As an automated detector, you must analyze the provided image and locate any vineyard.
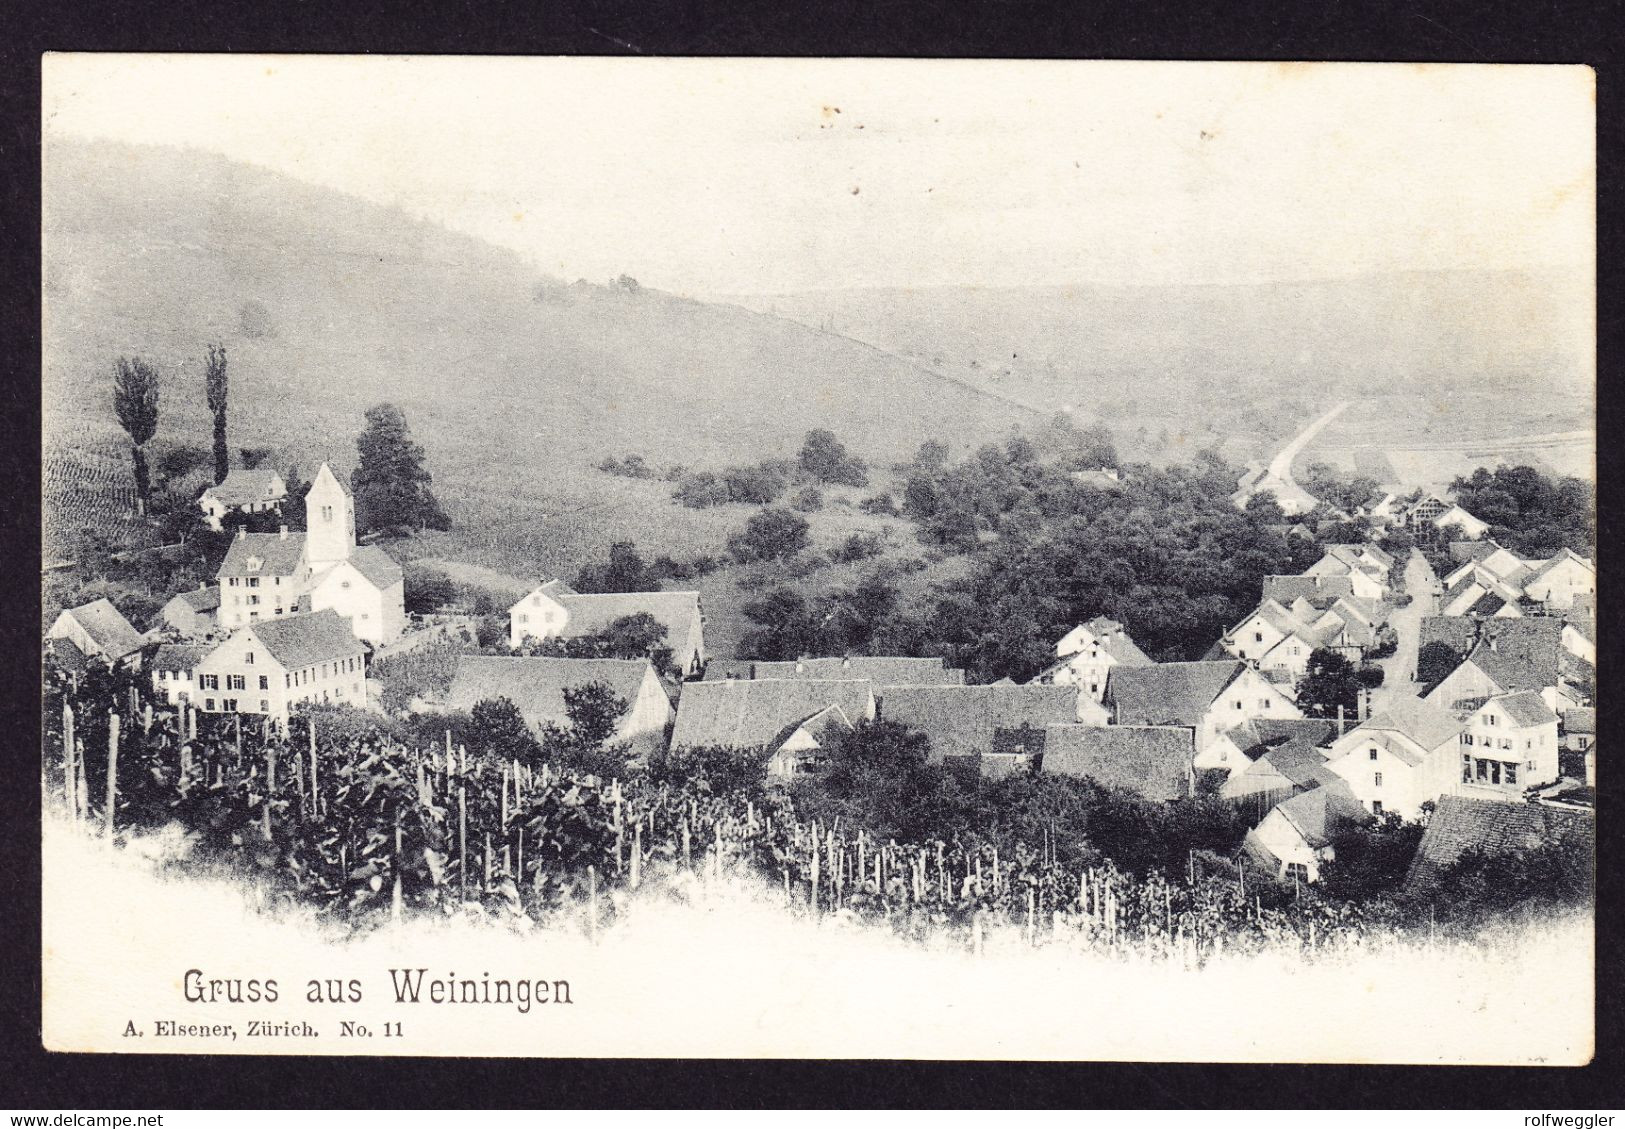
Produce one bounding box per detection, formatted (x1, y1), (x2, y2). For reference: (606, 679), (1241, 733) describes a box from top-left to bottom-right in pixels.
(43, 670), (1431, 964)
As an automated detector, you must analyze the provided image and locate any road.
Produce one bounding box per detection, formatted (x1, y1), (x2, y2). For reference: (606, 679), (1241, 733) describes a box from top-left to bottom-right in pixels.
(1267, 400), (1352, 483)
(1369, 550), (1439, 712)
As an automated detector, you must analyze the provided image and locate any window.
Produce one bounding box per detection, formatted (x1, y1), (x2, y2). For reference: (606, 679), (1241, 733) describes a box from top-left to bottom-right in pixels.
(1371, 801), (1384, 816)
(285, 674), (291, 689)
(518, 614), (529, 624)
(1259, 699), (1268, 710)
(222, 698), (237, 712)
(1498, 738), (1513, 751)
(1369, 749), (1379, 761)
(1374, 772), (1383, 787)
(258, 675), (269, 690)
(248, 577), (260, 588)
(205, 698), (215, 712)
(322, 505), (333, 521)
(1234, 700), (1243, 710)
(250, 611), (259, 620)
(1285, 862), (1309, 882)
(1462, 753), (1472, 783)
(259, 700), (269, 713)
(1506, 763), (1517, 786)
(199, 674), (218, 691)
(1254, 631), (1263, 643)
(1485, 714), (1498, 727)
(336, 686), (344, 698)
(1578, 736), (1591, 749)
(1291, 646), (1300, 656)
(227, 675), (246, 691)
(1461, 733), (1474, 746)
(229, 578), (238, 587)
(341, 580), (351, 590)
(244, 652), (254, 665)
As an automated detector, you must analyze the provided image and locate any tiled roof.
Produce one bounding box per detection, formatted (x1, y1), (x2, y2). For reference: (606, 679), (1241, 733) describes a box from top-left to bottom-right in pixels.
(246, 610), (365, 670)
(1040, 724), (1195, 800)
(1562, 707), (1595, 736)
(348, 545), (404, 589)
(765, 703), (856, 752)
(1272, 779), (1368, 849)
(1527, 548), (1595, 585)
(448, 655), (659, 733)
(1467, 645), (1550, 695)
(171, 586), (221, 613)
(878, 684), (1080, 761)
(1448, 540), (1499, 565)
(1488, 691), (1558, 729)
(203, 467), (285, 507)
(1219, 717), (1337, 760)
(748, 656), (967, 685)
(1262, 575), (1356, 605)
(1467, 591), (1512, 618)
(1105, 661), (1244, 728)
(59, 598), (146, 660)
(1351, 695), (1463, 757)
(673, 678), (874, 749)
(1406, 795), (1593, 891)
(151, 642), (212, 673)
(1420, 617), (1562, 678)
(557, 591), (702, 650)
(218, 531), (307, 577)
(1260, 739), (1333, 787)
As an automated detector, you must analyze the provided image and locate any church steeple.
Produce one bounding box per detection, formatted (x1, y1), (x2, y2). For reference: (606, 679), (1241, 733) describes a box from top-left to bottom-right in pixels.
(305, 462), (355, 567)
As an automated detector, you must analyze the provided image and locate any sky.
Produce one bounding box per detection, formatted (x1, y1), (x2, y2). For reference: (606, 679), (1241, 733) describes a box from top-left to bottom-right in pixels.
(43, 56), (1595, 296)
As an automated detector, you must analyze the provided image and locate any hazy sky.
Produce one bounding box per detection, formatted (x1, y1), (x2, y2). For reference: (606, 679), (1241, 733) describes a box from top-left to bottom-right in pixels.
(44, 56), (1594, 295)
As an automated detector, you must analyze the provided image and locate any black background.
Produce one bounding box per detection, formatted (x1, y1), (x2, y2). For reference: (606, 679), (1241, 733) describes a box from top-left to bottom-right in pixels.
(0, 0), (1619, 1109)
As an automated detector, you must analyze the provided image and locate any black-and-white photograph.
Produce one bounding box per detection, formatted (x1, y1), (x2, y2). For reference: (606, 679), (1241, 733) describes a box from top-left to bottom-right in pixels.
(39, 56), (1595, 1062)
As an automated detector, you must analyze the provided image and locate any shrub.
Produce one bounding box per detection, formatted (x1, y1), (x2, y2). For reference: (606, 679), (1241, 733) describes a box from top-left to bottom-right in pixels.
(791, 486), (824, 512)
(859, 494), (899, 516)
(673, 471), (732, 508)
(728, 508), (811, 562)
(798, 428), (869, 487)
(829, 531), (885, 564)
(598, 454), (656, 479)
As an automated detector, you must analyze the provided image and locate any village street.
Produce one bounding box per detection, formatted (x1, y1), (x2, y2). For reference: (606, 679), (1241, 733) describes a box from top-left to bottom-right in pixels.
(1369, 549), (1439, 711)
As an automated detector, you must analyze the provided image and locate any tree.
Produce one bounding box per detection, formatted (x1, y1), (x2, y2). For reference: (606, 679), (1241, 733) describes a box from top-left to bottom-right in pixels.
(1416, 640), (1460, 691)
(798, 428), (868, 486)
(239, 446), (275, 470)
(914, 439), (949, 471)
(575, 541), (657, 593)
(204, 343), (229, 484)
(1296, 647), (1363, 719)
(351, 404), (450, 534)
(739, 588), (825, 660)
(156, 442), (212, 484)
(403, 564), (456, 614)
(281, 465), (309, 531)
(540, 681), (632, 778)
(112, 357), (159, 515)
(728, 508), (810, 562)
(468, 697), (542, 764)
(1318, 813), (1424, 900)
(791, 720), (951, 841)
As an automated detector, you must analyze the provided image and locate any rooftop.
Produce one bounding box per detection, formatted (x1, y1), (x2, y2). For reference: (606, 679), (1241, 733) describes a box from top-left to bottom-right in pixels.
(1406, 794), (1593, 891)
(1105, 661), (1245, 728)
(673, 678), (875, 750)
(56, 598), (145, 660)
(1040, 724), (1195, 800)
(245, 610), (366, 669)
(447, 655), (659, 732)
(878, 684), (1080, 761)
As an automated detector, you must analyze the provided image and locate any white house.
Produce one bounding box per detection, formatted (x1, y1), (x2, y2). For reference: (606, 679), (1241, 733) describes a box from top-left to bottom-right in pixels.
(1431, 504), (1490, 540)
(1456, 691), (1560, 798)
(191, 609), (368, 725)
(1243, 778), (1369, 883)
(1302, 552), (1387, 601)
(1106, 660), (1302, 755)
(160, 585), (221, 637)
(1322, 695), (1464, 820)
(1035, 616), (1153, 711)
(214, 464), (404, 645)
(150, 643), (211, 706)
(1224, 600), (1301, 664)
(509, 583), (706, 677)
(198, 467), (287, 531)
(764, 703), (857, 780)
(1521, 550), (1595, 611)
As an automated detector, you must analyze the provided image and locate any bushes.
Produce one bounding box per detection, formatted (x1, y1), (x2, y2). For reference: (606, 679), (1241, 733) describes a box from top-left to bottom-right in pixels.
(858, 493), (899, 516)
(598, 454), (656, 479)
(791, 486), (824, 512)
(727, 508), (810, 563)
(798, 428), (869, 487)
(673, 460), (793, 508)
(403, 563), (456, 615)
(829, 531), (885, 564)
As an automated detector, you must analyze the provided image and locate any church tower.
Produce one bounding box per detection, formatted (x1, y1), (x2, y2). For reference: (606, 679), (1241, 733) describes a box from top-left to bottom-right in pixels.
(305, 462), (356, 567)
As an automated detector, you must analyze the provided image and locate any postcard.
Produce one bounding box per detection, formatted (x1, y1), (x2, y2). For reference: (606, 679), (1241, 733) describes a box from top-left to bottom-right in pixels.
(40, 55), (1595, 1062)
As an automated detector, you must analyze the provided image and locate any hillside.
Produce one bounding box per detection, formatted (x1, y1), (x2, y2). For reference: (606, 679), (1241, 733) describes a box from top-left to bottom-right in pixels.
(43, 139), (1042, 613)
(722, 273), (1594, 471)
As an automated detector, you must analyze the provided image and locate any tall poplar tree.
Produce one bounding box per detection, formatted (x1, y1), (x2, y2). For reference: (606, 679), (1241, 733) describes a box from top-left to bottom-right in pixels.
(112, 356), (159, 515)
(204, 343), (229, 484)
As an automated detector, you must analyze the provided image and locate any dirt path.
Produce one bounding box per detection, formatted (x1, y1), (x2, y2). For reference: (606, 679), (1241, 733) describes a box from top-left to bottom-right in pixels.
(1370, 550), (1438, 711)
(1268, 400), (1351, 483)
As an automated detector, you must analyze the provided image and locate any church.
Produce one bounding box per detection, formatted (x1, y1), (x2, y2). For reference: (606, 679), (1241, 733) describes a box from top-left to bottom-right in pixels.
(215, 463), (406, 645)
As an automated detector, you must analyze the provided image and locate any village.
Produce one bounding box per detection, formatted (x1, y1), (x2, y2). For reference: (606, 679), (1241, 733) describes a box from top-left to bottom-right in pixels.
(44, 414), (1597, 903)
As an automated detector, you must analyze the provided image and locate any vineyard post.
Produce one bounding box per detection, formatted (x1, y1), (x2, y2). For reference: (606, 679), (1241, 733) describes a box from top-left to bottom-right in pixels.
(681, 820), (691, 869)
(484, 832), (492, 887)
(501, 765), (509, 827)
(614, 781), (623, 876)
(233, 714), (242, 765)
(1026, 887), (1035, 946)
(630, 821), (641, 890)
(391, 807), (403, 925)
(810, 840), (819, 916)
(77, 736), (89, 823)
(262, 741), (277, 841)
(62, 701), (76, 824)
(517, 828), (524, 887)
(104, 712), (120, 844)
(293, 748), (304, 820)
(309, 717), (319, 818)
(142, 702), (153, 736)
(458, 782), (468, 902)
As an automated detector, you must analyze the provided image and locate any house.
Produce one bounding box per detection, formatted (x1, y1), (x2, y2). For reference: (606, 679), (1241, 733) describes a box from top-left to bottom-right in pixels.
(1040, 724), (1196, 800)
(1255, 619), (1347, 684)
(160, 584), (221, 637)
(1321, 543), (1395, 582)
(1200, 716), (1337, 777)
(1044, 617), (1154, 698)
(1220, 737), (1338, 822)
(1242, 778), (1369, 883)
(672, 677), (876, 754)
(1231, 468), (1319, 516)
(1105, 660), (1301, 753)
(877, 684), (1080, 763)
(764, 703), (857, 780)
(1560, 617), (1594, 665)
(45, 598), (146, 668)
(1431, 504), (1490, 540)
(214, 463), (405, 645)
(1223, 600), (1302, 664)
(1521, 549), (1595, 611)
(1321, 695), (1464, 820)
(706, 656), (966, 685)
(1404, 794), (1593, 894)
(1070, 467), (1123, 490)
(1302, 551), (1387, 600)
(1419, 617), (1569, 712)
(1441, 541), (1532, 590)
(45, 637), (90, 680)
(510, 586), (706, 677)
(198, 467), (287, 531)
(150, 643), (211, 706)
(445, 655), (674, 758)
(191, 609), (368, 724)
(1456, 691), (1560, 798)
(1439, 570), (1526, 618)
(1560, 707), (1594, 755)
(1261, 574), (1358, 607)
